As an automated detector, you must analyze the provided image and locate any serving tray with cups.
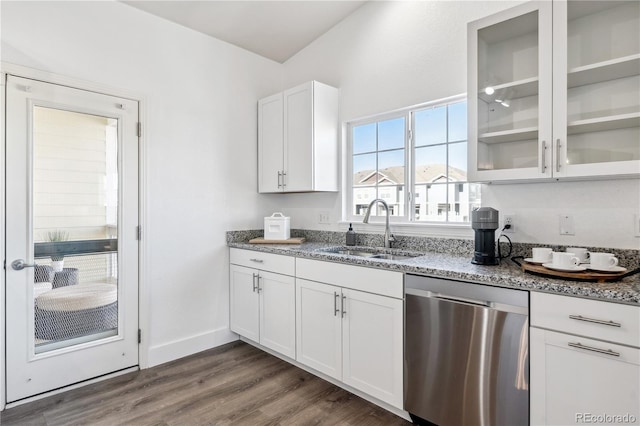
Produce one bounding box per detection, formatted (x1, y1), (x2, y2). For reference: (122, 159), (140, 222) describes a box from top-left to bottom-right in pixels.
(519, 248), (632, 283)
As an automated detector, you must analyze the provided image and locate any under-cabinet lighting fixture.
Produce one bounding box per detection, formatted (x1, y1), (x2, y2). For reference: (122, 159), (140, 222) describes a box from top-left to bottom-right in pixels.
(484, 86), (495, 95)
(501, 101), (510, 107)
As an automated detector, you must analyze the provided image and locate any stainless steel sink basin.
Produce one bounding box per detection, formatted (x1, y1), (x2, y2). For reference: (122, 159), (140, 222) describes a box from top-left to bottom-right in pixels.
(371, 253), (416, 260)
(331, 249), (378, 258)
(320, 247), (422, 261)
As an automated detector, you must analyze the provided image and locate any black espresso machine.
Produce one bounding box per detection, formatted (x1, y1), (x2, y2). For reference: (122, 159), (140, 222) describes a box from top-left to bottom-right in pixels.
(471, 207), (499, 265)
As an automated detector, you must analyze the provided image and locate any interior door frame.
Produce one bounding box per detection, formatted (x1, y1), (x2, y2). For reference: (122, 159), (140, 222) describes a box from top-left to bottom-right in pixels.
(1, 62), (150, 410)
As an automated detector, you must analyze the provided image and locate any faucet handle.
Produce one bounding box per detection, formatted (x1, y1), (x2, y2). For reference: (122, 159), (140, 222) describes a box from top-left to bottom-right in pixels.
(388, 234), (396, 246)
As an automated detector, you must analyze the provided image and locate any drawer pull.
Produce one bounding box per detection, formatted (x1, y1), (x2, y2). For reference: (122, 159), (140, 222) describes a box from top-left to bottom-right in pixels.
(569, 315), (621, 328)
(568, 342), (620, 357)
(249, 258), (264, 263)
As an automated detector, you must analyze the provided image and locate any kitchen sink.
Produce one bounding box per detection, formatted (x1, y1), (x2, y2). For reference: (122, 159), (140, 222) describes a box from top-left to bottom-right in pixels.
(319, 247), (422, 261)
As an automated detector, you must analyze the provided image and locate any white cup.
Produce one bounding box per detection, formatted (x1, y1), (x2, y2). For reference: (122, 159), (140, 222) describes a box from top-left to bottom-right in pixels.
(567, 247), (589, 263)
(532, 247), (553, 263)
(552, 252), (580, 269)
(589, 253), (619, 270)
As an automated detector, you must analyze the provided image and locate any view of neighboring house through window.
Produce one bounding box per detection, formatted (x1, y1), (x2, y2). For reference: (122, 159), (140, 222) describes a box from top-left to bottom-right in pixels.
(349, 97), (480, 224)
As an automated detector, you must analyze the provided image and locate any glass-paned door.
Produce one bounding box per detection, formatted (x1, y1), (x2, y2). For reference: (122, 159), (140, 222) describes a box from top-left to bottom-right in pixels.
(5, 75), (139, 402)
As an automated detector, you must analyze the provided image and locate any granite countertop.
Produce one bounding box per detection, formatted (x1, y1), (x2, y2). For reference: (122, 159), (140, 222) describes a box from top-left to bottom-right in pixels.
(228, 235), (640, 306)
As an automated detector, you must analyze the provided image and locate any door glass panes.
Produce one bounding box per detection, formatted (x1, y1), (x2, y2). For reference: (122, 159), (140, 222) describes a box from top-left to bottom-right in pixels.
(476, 10), (540, 171)
(351, 117), (406, 217)
(33, 106), (119, 354)
(565, 1), (640, 166)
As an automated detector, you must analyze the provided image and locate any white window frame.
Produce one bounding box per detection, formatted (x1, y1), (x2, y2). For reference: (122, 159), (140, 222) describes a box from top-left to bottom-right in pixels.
(346, 94), (476, 229)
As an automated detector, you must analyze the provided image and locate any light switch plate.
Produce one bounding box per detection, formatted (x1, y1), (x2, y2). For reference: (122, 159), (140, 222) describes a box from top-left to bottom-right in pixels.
(635, 213), (640, 237)
(559, 214), (575, 235)
(318, 211), (330, 224)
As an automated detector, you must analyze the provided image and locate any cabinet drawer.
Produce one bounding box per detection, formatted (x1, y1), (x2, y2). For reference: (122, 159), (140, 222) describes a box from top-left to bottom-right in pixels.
(296, 258), (403, 299)
(230, 248), (295, 276)
(531, 292), (640, 348)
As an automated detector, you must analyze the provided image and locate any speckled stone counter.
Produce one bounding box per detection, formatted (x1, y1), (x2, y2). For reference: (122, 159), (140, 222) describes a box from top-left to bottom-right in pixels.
(227, 230), (640, 306)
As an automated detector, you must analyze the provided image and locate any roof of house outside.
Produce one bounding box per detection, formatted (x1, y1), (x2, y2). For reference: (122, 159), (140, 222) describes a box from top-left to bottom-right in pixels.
(354, 164), (467, 186)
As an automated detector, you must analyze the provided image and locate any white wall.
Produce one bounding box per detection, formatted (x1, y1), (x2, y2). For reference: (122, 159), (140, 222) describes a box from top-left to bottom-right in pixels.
(262, 0), (640, 250)
(1, 0), (283, 375)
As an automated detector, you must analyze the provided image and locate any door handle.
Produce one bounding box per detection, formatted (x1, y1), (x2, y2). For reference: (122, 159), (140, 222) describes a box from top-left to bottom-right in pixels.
(540, 141), (547, 173)
(556, 139), (561, 173)
(341, 294), (347, 317)
(334, 292), (340, 316)
(252, 273), (258, 292)
(277, 171), (282, 188)
(11, 259), (37, 270)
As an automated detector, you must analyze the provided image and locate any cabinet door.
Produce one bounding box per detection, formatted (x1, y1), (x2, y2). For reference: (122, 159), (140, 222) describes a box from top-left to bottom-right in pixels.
(468, 1), (553, 182)
(259, 271), (296, 359)
(341, 289), (403, 409)
(295, 279), (342, 380)
(283, 82), (314, 192)
(229, 265), (260, 342)
(552, 0), (640, 178)
(258, 92), (284, 193)
(530, 328), (640, 425)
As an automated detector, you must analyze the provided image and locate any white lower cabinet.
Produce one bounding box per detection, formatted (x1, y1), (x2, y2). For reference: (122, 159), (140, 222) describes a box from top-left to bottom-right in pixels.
(229, 264), (296, 359)
(530, 292), (640, 425)
(295, 278), (403, 409)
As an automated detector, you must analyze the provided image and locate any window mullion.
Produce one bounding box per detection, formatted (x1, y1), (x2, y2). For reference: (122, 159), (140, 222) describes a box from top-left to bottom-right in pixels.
(408, 111), (415, 222)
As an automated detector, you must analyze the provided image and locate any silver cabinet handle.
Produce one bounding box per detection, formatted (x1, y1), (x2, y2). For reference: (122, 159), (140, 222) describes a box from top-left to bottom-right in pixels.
(277, 171), (282, 188)
(281, 171), (287, 188)
(252, 273), (258, 292)
(11, 259), (37, 271)
(256, 275), (262, 293)
(568, 342), (620, 357)
(569, 315), (621, 328)
(556, 139), (561, 172)
(249, 258), (264, 263)
(540, 141), (547, 173)
(334, 292), (340, 316)
(341, 294), (347, 317)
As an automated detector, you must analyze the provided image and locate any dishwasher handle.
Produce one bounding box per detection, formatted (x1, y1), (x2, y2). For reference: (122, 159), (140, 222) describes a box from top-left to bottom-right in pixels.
(405, 288), (491, 307)
(405, 287), (528, 315)
(433, 294), (493, 308)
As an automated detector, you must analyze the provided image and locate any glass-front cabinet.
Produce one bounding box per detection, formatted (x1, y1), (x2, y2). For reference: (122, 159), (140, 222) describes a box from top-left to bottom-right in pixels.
(468, 0), (640, 182)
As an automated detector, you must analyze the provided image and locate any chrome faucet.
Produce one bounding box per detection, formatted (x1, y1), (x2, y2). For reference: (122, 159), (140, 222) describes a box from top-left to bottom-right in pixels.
(363, 198), (396, 248)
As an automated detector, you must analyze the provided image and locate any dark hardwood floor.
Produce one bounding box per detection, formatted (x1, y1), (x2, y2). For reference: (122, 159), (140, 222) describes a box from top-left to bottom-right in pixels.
(0, 341), (410, 425)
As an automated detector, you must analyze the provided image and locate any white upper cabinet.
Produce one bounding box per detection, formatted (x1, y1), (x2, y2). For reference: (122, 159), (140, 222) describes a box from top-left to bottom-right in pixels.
(468, 0), (640, 182)
(258, 81), (339, 193)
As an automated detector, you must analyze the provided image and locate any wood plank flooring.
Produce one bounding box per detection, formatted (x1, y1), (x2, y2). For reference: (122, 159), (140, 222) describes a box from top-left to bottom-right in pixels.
(0, 341), (410, 425)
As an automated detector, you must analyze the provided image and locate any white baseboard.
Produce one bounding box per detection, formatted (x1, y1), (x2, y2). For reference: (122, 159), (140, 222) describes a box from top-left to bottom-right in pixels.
(147, 328), (238, 368)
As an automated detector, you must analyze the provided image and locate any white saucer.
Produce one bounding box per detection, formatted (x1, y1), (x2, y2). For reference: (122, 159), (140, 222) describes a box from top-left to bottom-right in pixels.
(587, 265), (627, 273)
(542, 263), (587, 272)
(524, 258), (547, 264)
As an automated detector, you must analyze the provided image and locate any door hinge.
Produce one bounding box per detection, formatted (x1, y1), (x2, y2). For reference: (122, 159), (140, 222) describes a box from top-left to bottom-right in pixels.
(136, 226), (142, 240)
(138, 329), (142, 344)
(137, 122), (142, 138)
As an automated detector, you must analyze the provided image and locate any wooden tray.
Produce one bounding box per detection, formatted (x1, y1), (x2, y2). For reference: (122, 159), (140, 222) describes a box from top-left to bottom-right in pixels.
(248, 237), (306, 245)
(521, 261), (626, 283)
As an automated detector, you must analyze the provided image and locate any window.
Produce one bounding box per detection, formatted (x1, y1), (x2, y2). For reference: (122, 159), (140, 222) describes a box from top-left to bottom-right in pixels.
(348, 96), (480, 224)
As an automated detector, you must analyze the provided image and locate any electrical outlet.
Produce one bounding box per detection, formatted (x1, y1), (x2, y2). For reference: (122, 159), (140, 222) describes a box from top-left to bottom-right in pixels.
(503, 214), (515, 233)
(635, 213), (640, 238)
(318, 211), (330, 224)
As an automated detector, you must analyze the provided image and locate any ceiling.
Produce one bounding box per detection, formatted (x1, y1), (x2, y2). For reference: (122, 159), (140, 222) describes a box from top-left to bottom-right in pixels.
(122, 1), (367, 63)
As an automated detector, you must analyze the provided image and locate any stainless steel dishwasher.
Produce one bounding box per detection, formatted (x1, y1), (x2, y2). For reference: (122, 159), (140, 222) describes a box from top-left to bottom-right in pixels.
(404, 274), (529, 426)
